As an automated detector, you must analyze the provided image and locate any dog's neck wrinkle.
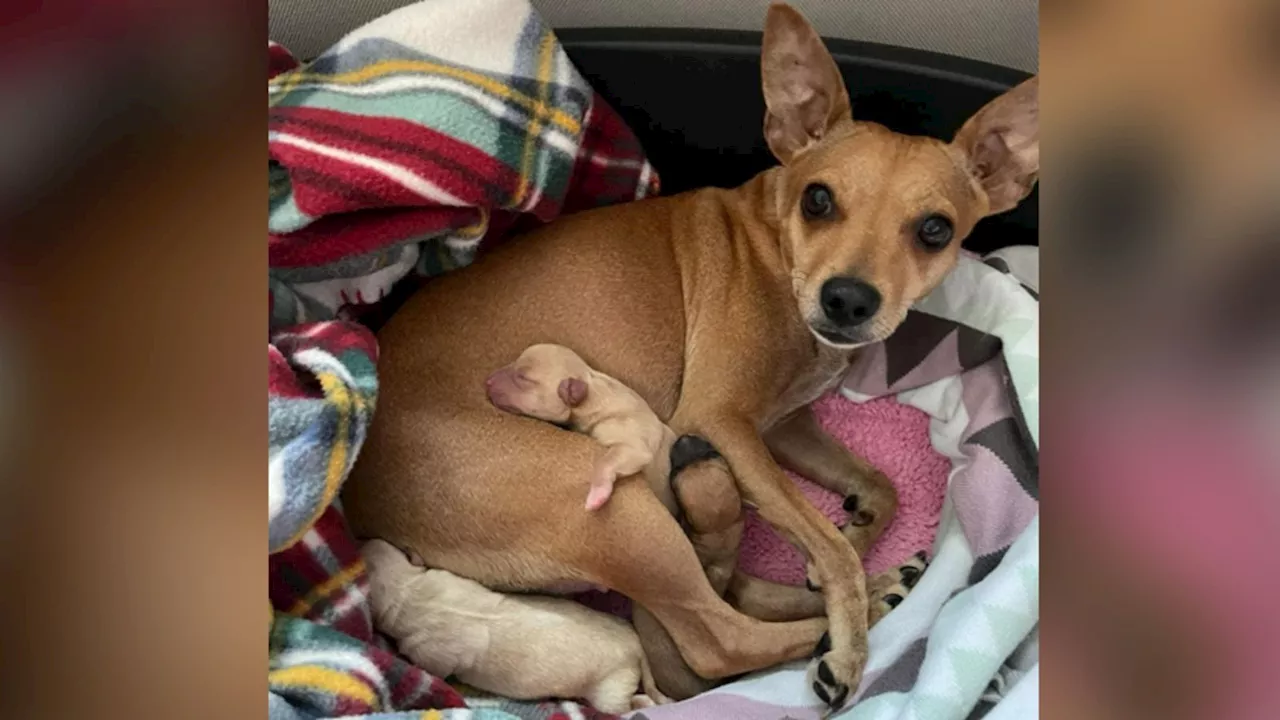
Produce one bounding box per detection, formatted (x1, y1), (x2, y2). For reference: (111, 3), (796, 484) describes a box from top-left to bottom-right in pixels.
(736, 168), (788, 277)
(676, 169), (792, 299)
(670, 167), (818, 383)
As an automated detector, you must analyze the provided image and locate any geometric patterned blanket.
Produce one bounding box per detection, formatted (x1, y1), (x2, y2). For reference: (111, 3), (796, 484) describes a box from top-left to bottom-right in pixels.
(267, 2), (657, 719)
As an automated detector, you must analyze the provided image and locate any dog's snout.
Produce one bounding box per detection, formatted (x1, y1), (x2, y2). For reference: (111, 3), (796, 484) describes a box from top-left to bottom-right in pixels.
(820, 277), (881, 328)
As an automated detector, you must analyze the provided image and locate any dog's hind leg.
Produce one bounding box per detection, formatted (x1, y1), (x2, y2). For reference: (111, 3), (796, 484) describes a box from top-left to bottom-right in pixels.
(583, 479), (827, 681)
(688, 413), (870, 711)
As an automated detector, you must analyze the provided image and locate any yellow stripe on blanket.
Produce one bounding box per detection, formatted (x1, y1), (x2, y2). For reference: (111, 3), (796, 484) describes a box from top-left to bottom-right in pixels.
(513, 31), (558, 208)
(287, 557), (368, 618)
(270, 59), (582, 136)
(275, 369), (359, 553)
(270, 664), (378, 707)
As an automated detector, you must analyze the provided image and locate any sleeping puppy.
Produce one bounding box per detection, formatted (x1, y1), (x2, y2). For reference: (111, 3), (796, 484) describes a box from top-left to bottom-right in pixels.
(485, 343), (679, 514)
(486, 345), (747, 699)
(362, 539), (668, 714)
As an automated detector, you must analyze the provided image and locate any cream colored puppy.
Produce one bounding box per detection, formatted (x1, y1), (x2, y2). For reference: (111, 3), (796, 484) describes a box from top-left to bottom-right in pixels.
(362, 539), (666, 714)
(485, 343), (678, 513)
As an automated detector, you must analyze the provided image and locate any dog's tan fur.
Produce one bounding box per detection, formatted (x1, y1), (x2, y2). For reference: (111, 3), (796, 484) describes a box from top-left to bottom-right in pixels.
(343, 3), (1038, 704)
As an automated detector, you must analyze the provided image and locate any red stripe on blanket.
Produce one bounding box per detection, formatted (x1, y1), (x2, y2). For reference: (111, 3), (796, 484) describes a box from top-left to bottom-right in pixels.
(268, 345), (316, 399)
(312, 504), (367, 569)
(269, 541), (334, 611)
(271, 321), (380, 361)
(270, 137), (434, 215)
(268, 43), (300, 80)
(561, 95), (658, 214)
(331, 695), (373, 716)
(270, 107), (524, 212)
(269, 205), (479, 268)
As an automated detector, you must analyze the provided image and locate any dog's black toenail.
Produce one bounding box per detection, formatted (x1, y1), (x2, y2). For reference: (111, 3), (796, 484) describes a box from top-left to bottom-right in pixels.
(806, 577), (821, 592)
(831, 684), (849, 708)
(669, 435), (721, 477)
(817, 660), (836, 687)
(814, 631), (831, 657)
(842, 494), (860, 513)
(914, 549), (928, 563)
(813, 681), (831, 705)
(884, 593), (904, 608)
(901, 568), (922, 589)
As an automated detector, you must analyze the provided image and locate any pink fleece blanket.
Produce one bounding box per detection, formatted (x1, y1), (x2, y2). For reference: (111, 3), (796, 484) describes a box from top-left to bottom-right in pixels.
(577, 392), (948, 619)
(738, 393), (949, 580)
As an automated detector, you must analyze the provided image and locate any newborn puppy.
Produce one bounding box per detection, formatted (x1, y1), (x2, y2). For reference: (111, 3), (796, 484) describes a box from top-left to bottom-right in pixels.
(362, 539), (667, 714)
(485, 344), (678, 513)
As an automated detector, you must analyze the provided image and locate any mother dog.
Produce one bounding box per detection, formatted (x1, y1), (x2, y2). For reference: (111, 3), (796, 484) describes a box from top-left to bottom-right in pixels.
(344, 3), (1038, 707)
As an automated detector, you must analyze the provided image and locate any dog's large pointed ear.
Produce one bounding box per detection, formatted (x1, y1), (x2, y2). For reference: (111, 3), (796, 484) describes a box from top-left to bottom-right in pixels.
(761, 3), (851, 164)
(952, 76), (1039, 215)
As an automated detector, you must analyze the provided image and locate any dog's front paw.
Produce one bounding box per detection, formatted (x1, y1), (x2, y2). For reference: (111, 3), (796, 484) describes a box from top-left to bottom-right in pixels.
(807, 649), (861, 713)
(866, 550), (929, 626)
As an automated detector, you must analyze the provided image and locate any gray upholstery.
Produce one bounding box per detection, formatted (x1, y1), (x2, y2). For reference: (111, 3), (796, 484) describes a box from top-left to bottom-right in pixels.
(269, 0), (1038, 71)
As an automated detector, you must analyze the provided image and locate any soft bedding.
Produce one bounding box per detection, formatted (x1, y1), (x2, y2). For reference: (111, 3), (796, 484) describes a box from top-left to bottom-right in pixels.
(266, 2), (1039, 719)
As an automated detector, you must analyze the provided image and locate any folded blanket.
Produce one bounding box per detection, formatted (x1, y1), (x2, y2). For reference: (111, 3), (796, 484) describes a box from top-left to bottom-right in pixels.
(267, 0), (657, 330)
(267, 2), (659, 719)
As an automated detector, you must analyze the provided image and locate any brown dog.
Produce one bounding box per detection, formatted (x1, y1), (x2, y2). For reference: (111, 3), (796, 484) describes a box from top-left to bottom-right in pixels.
(484, 343), (679, 514)
(343, 2), (1038, 708)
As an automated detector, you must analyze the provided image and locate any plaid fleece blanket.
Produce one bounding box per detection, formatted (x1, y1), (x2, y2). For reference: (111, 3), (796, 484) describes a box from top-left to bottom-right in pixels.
(267, 0), (657, 330)
(268, 2), (657, 719)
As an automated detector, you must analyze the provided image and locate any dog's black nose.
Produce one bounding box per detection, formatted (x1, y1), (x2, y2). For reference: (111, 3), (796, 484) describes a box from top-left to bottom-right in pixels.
(820, 277), (881, 328)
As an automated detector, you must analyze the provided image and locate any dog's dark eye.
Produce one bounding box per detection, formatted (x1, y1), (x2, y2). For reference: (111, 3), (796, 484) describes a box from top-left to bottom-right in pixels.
(801, 183), (835, 219)
(916, 214), (954, 251)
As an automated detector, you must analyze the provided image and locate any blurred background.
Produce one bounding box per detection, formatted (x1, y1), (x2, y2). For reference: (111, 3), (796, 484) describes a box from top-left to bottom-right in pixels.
(1041, 0), (1280, 718)
(1, 0), (1278, 717)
